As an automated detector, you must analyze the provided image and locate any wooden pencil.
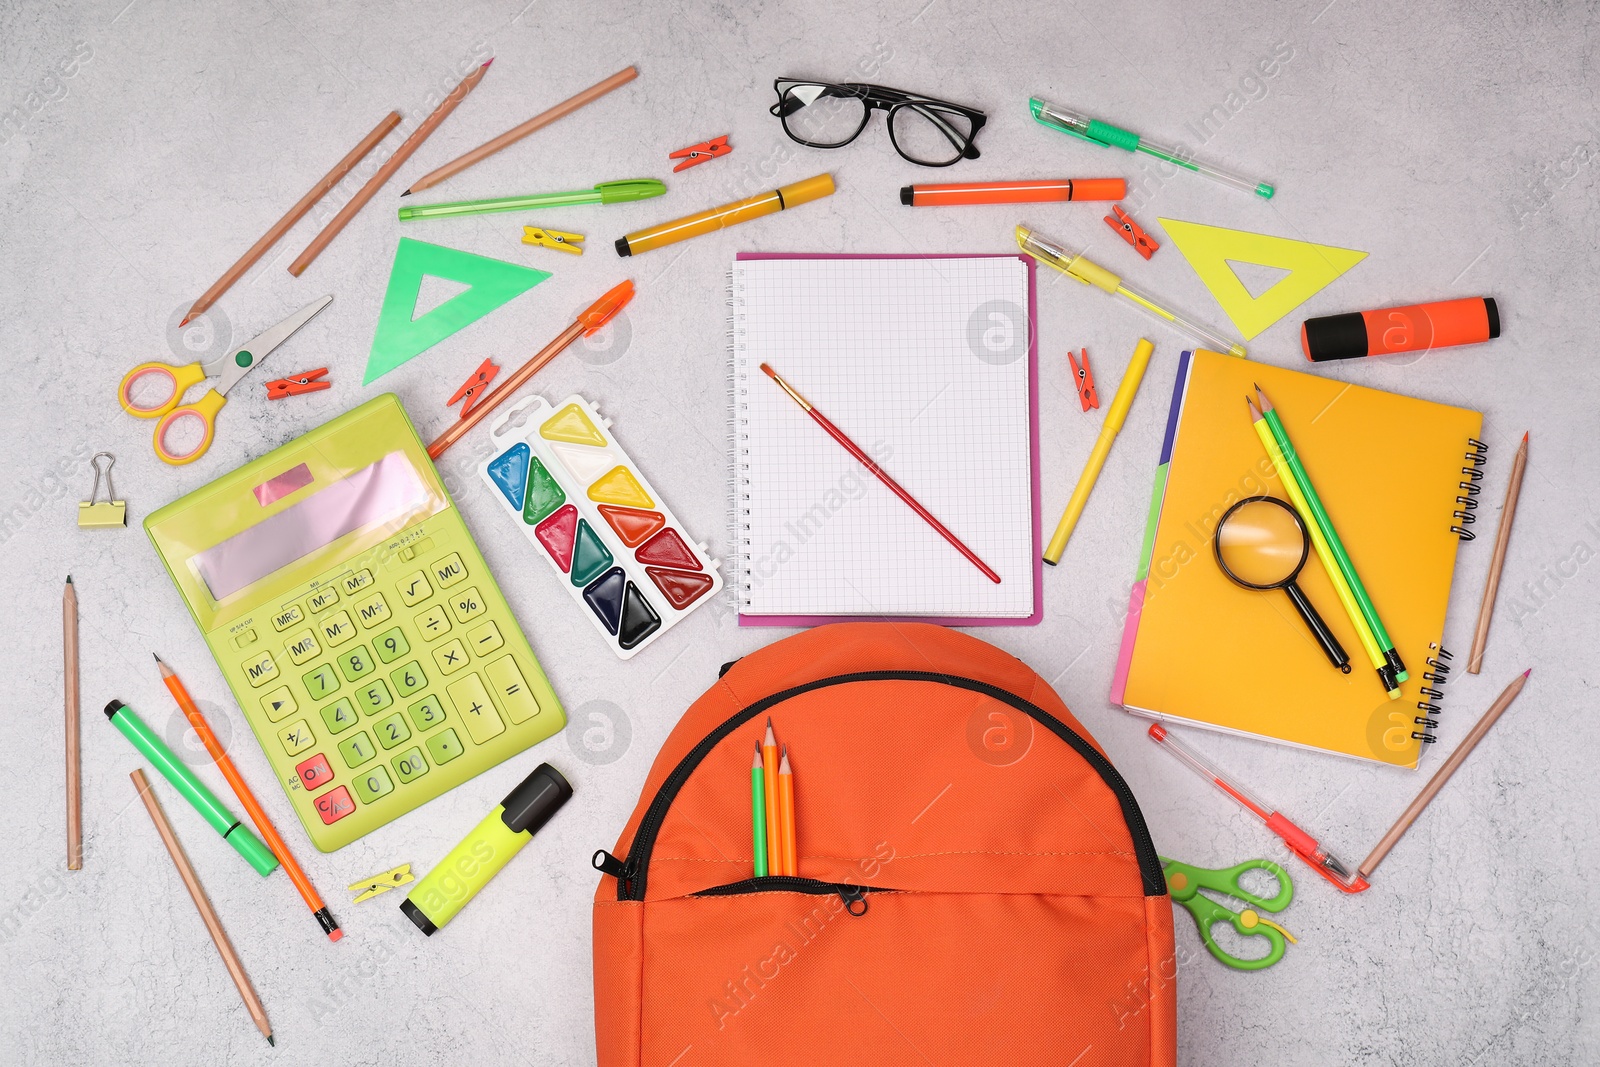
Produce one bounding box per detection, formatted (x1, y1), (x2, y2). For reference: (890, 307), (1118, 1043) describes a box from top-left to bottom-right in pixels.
(182, 111), (401, 324)
(1467, 432), (1528, 674)
(778, 744), (797, 877)
(130, 769), (274, 1046)
(64, 575), (81, 870)
(1357, 669), (1530, 880)
(288, 60), (492, 276)
(403, 65), (638, 196)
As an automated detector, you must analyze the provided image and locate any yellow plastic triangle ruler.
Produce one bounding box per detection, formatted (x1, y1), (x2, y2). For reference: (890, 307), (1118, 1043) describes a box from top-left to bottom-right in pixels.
(1158, 219), (1367, 340)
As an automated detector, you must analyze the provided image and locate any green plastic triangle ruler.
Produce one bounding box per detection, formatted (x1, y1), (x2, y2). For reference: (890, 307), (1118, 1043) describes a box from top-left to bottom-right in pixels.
(364, 238), (551, 384)
(1159, 219), (1367, 340)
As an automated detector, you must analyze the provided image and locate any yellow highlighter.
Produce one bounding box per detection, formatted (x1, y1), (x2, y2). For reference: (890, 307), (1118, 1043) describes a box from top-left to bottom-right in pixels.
(1045, 338), (1155, 564)
(615, 173), (835, 256)
(1017, 225), (1246, 358)
(401, 763), (572, 935)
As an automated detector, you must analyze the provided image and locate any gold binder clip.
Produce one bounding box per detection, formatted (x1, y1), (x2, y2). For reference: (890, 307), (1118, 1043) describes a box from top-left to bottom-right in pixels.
(78, 452), (127, 529)
(521, 227), (585, 255)
(348, 863), (414, 903)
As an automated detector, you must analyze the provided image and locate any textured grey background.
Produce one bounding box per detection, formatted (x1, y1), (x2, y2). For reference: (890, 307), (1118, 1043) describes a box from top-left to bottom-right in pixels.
(3, 1), (1597, 1064)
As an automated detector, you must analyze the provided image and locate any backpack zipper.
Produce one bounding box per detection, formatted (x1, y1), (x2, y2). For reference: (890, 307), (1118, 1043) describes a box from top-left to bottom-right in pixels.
(693, 876), (878, 916)
(600, 671), (1165, 901)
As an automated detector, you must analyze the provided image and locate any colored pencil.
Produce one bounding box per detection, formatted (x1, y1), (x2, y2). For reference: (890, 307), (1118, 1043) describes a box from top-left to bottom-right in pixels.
(1467, 432), (1528, 674)
(155, 655), (342, 942)
(289, 60), (492, 276)
(64, 575), (81, 870)
(1357, 669), (1531, 880)
(403, 65), (638, 196)
(762, 719), (781, 875)
(759, 362), (1001, 584)
(1044, 337), (1153, 564)
(1255, 385), (1406, 684)
(750, 742), (768, 878)
(130, 769), (274, 1046)
(1247, 398), (1394, 696)
(778, 744), (797, 877)
(182, 111), (401, 324)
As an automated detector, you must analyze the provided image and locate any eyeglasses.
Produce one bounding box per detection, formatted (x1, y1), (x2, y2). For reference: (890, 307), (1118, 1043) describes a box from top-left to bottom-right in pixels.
(769, 79), (986, 167)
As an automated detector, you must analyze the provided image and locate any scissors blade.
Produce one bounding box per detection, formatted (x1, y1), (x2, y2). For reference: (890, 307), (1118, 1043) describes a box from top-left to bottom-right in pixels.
(215, 295), (333, 396)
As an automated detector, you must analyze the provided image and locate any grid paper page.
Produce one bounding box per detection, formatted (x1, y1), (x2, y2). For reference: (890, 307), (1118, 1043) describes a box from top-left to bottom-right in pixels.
(732, 256), (1035, 618)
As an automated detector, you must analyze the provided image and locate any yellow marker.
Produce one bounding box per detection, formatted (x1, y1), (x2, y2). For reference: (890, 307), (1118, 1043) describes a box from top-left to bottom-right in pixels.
(1248, 406), (1395, 698)
(615, 174), (835, 257)
(1017, 225), (1247, 359)
(1044, 338), (1155, 564)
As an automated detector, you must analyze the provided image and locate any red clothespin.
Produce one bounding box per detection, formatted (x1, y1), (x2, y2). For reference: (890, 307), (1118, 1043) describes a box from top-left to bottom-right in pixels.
(670, 135), (731, 172)
(265, 368), (330, 399)
(1105, 205), (1159, 260)
(448, 358), (500, 420)
(1068, 348), (1099, 411)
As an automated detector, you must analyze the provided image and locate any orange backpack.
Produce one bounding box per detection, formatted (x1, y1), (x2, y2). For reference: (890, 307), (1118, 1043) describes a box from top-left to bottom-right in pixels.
(592, 623), (1176, 1066)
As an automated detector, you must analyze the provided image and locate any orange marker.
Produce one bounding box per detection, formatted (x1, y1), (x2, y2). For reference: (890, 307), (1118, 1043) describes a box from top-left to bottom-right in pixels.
(1302, 297), (1500, 361)
(156, 655), (342, 942)
(900, 178), (1125, 206)
(762, 718), (781, 874)
(778, 744), (797, 876)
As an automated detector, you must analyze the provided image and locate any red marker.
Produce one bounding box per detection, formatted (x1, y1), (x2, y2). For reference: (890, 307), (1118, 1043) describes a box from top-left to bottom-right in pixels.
(1301, 297), (1499, 361)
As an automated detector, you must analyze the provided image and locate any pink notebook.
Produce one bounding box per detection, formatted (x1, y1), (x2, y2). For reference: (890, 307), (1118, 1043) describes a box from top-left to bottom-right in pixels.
(729, 252), (1041, 626)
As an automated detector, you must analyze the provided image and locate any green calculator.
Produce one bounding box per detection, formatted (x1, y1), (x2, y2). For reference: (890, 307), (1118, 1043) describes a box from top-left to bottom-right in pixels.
(145, 394), (564, 852)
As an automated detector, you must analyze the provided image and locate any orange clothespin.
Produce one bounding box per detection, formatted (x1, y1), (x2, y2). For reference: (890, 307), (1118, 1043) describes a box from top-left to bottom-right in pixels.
(265, 368), (330, 399)
(670, 135), (731, 172)
(448, 358), (500, 419)
(1105, 205), (1159, 260)
(1068, 348), (1098, 411)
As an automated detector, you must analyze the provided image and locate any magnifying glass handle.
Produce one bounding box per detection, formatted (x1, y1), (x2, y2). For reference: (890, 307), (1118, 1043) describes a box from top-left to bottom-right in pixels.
(1283, 582), (1351, 673)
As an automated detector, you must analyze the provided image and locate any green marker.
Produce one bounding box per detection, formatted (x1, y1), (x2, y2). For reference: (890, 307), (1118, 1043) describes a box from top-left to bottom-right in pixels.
(1030, 98), (1275, 200)
(397, 179), (666, 221)
(1255, 389), (1407, 684)
(105, 700), (279, 877)
(402, 763), (572, 935)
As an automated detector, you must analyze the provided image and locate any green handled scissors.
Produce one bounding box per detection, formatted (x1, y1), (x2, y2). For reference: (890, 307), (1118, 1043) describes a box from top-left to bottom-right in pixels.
(1162, 856), (1296, 971)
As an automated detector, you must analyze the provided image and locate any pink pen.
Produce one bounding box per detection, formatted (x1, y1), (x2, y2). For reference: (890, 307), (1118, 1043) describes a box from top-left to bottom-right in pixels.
(1148, 724), (1369, 893)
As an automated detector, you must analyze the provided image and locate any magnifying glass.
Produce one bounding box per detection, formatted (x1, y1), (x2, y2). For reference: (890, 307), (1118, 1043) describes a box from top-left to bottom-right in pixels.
(1213, 495), (1350, 673)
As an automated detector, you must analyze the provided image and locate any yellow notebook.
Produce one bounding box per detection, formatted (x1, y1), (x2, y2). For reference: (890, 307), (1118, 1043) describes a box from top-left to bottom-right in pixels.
(1109, 348), (1485, 767)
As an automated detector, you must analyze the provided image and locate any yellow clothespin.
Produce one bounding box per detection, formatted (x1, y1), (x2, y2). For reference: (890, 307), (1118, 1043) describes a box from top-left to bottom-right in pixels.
(348, 863), (414, 903)
(78, 452), (127, 529)
(521, 227), (585, 255)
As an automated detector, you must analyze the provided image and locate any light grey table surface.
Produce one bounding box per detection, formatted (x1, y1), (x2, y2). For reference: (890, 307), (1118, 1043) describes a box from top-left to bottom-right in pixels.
(3, 1), (1596, 1064)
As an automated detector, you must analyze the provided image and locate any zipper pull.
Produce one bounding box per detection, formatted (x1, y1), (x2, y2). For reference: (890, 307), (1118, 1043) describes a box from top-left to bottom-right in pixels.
(592, 849), (631, 880)
(837, 885), (869, 917)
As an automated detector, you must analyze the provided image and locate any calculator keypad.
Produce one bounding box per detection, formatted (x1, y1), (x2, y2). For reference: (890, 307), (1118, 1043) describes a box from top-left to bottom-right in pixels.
(238, 539), (558, 849)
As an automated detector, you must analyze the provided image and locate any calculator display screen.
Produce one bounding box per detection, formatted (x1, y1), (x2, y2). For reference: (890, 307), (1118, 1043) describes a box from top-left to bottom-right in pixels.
(193, 451), (433, 600)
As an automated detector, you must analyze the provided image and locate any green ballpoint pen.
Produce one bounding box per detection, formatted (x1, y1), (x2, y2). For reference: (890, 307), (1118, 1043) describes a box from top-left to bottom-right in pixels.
(105, 700), (280, 877)
(397, 178), (666, 221)
(1030, 98), (1275, 200)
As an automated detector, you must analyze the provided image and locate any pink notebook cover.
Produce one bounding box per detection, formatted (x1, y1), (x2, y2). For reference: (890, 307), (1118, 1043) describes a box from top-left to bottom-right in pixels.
(734, 252), (1042, 628)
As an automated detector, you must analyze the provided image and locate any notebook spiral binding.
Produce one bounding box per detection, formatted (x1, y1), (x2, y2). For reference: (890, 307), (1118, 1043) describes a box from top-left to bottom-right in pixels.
(726, 265), (753, 610)
(1412, 642), (1454, 742)
(1452, 438), (1489, 540)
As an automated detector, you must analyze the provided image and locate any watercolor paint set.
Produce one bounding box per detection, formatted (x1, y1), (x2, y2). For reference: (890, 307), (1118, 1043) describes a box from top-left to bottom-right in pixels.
(480, 394), (722, 659)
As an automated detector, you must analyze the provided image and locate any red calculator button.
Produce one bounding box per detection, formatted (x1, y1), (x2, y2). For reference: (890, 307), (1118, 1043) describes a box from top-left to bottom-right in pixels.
(315, 786), (356, 824)
(295, 753), (334, 792)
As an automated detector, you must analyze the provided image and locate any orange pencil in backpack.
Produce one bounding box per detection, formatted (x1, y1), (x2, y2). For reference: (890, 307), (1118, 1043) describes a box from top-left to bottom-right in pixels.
(778, 745), (797, 876)
(762, 719), (781, 874)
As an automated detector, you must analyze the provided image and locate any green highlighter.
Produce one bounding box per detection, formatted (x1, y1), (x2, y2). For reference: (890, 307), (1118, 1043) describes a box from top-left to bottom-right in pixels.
(397, 179), (666, 221)
(105, 700), (280, 877)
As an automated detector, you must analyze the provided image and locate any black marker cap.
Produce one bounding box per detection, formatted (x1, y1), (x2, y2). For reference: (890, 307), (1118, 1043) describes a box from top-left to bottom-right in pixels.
(614, 236), (632, 257)
(400, 899), (437, 936)
(1301, 311), (1370, 362)
(500, 763), (573, 836)
(1484, 297), (1501, 338)
(899, 185), (914, 206)
(105, 699), (125, 718)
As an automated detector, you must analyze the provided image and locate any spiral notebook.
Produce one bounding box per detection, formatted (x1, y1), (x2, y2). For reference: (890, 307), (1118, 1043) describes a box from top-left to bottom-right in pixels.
(728, 253), (1041, 625)
(1110, 348), (1484, 767)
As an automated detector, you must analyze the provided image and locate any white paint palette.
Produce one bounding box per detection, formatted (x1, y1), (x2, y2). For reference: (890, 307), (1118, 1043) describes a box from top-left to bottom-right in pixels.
(481, 395), (722, 659)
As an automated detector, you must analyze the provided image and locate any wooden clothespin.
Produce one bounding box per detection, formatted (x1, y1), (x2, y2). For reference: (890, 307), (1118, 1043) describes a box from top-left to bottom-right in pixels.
(1105, 205), (1159, 260)
(670, 134), (731, 171)
(521, 227), (585, 255)
(265, 368), (330, 399)
(448, 358), (500, 419)
(348, 863), (414, 903)
(1068, 348), (1099, 411)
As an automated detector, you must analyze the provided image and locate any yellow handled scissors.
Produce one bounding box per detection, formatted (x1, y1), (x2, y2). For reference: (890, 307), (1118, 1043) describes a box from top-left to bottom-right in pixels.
(119, 296), (332, 465)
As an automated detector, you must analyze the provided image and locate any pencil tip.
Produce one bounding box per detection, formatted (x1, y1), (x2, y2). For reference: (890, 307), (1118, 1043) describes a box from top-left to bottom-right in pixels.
(1524, 668), (1532, 677)
(267, 1035), (274, 1047)
(483, 57), (494, 68)
(1522, 430), (1529, 443)
(65, 574), (72, 584)
(179, 317), (190, 327)
(152, 652), (160, 664)
(400, 188), (411, 197)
